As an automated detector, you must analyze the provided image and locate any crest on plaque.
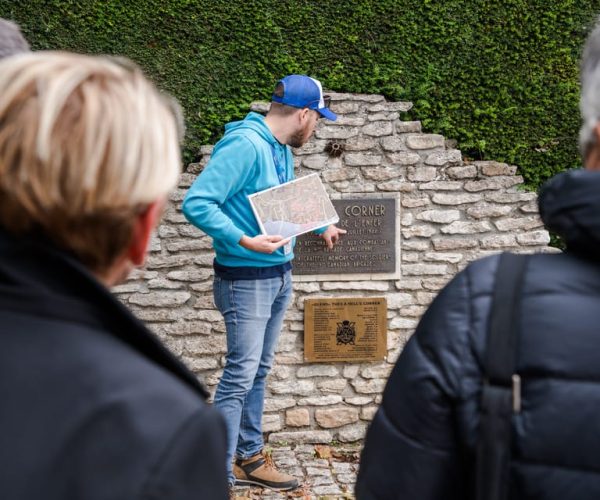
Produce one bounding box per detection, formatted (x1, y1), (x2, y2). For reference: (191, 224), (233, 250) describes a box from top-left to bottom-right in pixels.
(336, 320), (356, 345)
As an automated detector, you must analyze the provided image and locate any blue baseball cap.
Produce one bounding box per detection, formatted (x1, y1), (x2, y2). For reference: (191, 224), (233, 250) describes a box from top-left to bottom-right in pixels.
(271, 75), (337, 121)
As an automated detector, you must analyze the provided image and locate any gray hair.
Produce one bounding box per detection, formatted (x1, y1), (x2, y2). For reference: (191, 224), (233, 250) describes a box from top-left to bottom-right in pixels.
(580, 19), (600, 157)
(0, 18), (30, 59)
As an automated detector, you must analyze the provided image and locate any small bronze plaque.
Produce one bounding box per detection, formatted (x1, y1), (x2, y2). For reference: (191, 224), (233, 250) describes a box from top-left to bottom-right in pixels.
(293, 198), (396, 276)
(304, 297), (387, 362)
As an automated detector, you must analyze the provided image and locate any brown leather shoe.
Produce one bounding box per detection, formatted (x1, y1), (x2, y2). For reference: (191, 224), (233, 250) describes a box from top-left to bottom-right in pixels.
(233, 451), (299, 491)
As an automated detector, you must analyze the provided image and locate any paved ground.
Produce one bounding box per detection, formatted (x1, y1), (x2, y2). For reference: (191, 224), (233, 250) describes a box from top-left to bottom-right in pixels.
(231, 443), (361, 500)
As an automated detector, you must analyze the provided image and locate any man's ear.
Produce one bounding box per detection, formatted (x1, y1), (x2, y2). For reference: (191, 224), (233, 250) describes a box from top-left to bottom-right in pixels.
(127, 198), (165, 267)
(298, 107), (310, 124)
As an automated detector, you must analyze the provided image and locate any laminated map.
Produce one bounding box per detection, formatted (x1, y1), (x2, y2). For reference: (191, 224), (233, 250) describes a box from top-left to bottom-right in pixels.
(248, 173), (339, 239)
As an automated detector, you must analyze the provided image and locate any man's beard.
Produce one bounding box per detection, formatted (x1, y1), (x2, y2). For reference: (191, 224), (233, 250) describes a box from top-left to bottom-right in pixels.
(288, 124), (310, 148)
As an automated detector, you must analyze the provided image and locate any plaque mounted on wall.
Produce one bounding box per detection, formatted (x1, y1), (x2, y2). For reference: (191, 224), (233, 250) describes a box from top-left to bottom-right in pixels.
(304, 297), (387, 362)
(293, 197), (399, 281)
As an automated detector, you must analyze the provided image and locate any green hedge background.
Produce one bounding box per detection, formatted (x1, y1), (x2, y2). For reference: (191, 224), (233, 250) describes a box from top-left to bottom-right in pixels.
(1, 0), (599, 188)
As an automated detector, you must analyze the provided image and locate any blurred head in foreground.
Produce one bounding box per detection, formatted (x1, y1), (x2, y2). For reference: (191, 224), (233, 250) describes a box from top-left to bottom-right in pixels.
(0, 51), (181, 284)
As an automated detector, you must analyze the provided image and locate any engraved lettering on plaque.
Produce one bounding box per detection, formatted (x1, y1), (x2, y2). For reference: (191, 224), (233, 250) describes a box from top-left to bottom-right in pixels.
(293, 198), (396, 275)
(304, 297), (387, 362)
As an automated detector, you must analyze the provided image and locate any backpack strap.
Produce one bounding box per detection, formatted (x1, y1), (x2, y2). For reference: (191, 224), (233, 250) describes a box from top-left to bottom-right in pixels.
(476, 252), (529, 500)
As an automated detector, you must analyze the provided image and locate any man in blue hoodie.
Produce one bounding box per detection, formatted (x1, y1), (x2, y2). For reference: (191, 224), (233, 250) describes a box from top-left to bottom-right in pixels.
(183, 75), (345, 491)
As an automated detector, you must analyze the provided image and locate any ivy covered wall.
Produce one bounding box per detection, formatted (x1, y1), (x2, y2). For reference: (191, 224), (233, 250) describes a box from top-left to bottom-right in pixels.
(1, 0), (598, 188)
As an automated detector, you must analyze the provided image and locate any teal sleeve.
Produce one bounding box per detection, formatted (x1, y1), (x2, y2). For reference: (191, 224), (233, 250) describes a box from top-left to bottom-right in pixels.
(182, 135), (256, 246)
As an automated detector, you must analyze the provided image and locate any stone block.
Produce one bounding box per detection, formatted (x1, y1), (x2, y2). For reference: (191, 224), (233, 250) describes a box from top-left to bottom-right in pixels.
(407, 166), (437, 182)
(369, 101), (413, 112)
(264, 398), (297, 412)
(467, 203), (513, 219)
(268, 431), (333, 444)
(389, 317), (419, 329)
(297, 365), (340, 378)
(334, 180), (377, 193)
(417, 209), (460, 223)
(481, 234), (518, 248)
(485, 191), (537, 203)
(402, 225), (437, 238)
(361, 364), (393, 379)
(464, 177), (523, 192)
(344, 136), (378, 151)
(368, 112), (400, 121)
(402, 240), (430, 250)
(360, 406), (379, 421)
(388, 152), (421, 165)
(345, 396), (373, 405)
(329, 101), (360, 114)
(477, 161), (517, 176)
(293, 140), (327, 155)
(129, 291), (190, 307)
(386, 293), (414, 309)
(380, 136), (406, 152)
(431, 193), (482, 205)
(432, 238), (479, 250)
(302, 154), (328, 170)
(423, 252), (463, 263)
(361, 166), (403, 181)
(315, 126), (360, 140)
(405, 134), (445, 150)
(351, 379), (387, 394)
(362, 121), (393, 136)
(318, 379), (348, 393)
(517, 230), (551, 246)
(402, 263), (448, 275)
(401, 194), (430, 208)
(315, 407), (360, 428)
(262, 414), (282, 433)
(337, 422), (369, 443)
(343, 366), (360, 379)
(286, 408), (310, 427)
(419, 181), (463, 191)
(495, 216), (544, 232)
(269, 380), (315, 396)
(424, 149), (462, 166)
(298, 395), (343, 406)
(344, 153), (383, 166)
(322, 168), (357, 182)
(321, 281), (389, 291)
(396, 120), (422, 133)
(447, 165), (478, 179)
(441, 221), (492, 234)
(329, 116), (366, 126)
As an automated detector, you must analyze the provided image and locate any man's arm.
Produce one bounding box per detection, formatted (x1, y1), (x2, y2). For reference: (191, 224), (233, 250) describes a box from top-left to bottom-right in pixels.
(182, 135), (255, 247)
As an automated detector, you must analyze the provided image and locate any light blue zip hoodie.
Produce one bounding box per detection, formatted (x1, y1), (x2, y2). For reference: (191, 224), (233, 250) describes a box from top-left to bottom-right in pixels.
(182, 112), (296, 267)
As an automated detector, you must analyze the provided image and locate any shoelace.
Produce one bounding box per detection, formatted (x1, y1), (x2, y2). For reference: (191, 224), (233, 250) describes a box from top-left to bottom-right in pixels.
(262, 452), (275, 470)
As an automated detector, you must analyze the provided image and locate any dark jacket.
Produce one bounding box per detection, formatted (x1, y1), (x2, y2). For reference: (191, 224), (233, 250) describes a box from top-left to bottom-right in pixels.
(0, 230), (228, 500)
(356, 169), (600, 499)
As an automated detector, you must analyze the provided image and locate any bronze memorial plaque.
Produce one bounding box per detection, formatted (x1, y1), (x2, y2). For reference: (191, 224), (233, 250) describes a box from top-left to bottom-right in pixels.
(304, 297), (387, 362)
(293, 198), (396, 275)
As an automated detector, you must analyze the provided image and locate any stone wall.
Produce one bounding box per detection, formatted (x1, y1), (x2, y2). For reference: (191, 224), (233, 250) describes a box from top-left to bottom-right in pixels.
(114, 91), (554, 445)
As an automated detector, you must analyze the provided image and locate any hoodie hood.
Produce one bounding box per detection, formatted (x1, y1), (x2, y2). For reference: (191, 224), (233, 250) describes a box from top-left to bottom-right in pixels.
(224, 112), (278, 146)
(539, 169), (600, 254)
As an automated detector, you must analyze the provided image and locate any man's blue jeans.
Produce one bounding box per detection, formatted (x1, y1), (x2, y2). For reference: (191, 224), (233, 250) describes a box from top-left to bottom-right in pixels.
(212, 271), (293, 485)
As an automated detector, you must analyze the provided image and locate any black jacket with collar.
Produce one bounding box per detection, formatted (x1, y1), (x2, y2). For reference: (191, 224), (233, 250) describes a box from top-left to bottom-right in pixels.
(356, 169), (600, 499)
(0, 230), (228, 500)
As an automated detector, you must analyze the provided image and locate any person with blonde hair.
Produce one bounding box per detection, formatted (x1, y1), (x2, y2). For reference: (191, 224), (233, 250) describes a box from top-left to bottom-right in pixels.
(0, 51), (228, 499)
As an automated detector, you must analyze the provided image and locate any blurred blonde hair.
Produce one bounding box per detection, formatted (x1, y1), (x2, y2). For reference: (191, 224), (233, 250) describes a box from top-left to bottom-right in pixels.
(0, 51), (182, 271)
